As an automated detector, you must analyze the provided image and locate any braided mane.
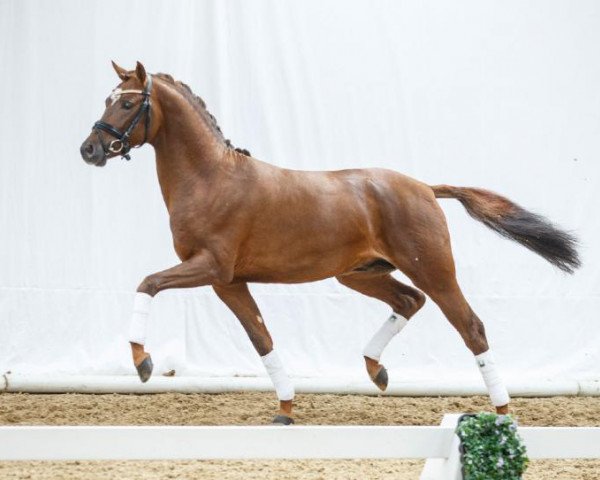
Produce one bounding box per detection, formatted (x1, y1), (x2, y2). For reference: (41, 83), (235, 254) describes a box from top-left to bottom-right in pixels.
(155, 73), (250, 157)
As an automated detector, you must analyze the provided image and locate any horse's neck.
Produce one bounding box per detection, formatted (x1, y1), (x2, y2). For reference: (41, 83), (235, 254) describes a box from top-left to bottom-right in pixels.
(151, 85), (226, 211)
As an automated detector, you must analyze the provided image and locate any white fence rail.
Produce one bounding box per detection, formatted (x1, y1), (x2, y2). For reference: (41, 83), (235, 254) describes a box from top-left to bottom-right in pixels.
(4, 374), (600, 397)
(0, 415), (598, 480)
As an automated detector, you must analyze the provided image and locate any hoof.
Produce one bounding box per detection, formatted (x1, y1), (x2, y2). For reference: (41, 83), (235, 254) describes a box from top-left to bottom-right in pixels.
(135, 356), (153, 383)
(372, 366), (388, 391)
(272, 415), (294, 425)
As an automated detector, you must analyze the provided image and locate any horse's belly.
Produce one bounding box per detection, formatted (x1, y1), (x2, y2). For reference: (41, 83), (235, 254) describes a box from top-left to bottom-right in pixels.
(233, 242), (371, 284)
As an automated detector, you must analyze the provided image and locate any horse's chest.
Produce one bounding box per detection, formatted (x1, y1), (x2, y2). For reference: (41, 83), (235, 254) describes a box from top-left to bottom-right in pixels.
(168, 213), (209, 260)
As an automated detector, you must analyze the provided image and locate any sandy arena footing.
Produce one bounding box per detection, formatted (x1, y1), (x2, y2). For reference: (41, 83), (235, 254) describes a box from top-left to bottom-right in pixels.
(0, 393), (598, 479)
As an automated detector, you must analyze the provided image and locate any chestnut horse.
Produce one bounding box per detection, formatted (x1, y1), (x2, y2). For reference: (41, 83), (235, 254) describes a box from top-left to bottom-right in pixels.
(80, 62), (580, 424)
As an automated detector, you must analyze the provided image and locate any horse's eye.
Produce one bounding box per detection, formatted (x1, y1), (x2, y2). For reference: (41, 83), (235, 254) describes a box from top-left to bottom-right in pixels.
(122, 100), (134, 110)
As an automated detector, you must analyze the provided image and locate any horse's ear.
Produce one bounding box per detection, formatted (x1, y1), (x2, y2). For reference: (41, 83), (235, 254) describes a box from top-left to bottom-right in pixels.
(111, 60), (130, 81)
(135, 61), (147, 84)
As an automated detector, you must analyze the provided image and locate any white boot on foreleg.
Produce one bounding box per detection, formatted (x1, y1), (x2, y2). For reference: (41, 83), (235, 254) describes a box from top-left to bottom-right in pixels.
(262, 349), (295, 425)
(129, 292), (154, 383)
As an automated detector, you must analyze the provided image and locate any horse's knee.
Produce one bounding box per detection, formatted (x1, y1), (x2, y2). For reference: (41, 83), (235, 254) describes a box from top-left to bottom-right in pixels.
(239, 319), (273, 356)
(249, 331), (273, 356)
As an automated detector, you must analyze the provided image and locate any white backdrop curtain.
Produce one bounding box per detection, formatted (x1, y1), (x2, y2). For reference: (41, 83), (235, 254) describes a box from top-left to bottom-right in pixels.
(0, 0), (599, 389)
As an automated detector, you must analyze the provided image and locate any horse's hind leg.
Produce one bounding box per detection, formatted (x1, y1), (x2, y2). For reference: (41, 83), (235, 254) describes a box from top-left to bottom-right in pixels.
(336, 273), (425, 391)
(213, 282), (295, 425)
(398, 229), (510, 413)
(423, 280), (509, 413)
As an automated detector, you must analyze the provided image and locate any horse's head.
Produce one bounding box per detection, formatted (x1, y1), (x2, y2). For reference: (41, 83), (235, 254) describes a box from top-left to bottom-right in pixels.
(80, 61), (156, 166)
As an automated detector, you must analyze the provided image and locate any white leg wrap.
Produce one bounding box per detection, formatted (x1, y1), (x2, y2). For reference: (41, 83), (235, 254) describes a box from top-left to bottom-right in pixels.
(475, 350), (510, 407)
(128, 292), (153, 345)
(261, 350), (295, 401)
(363, 312), (408, 362)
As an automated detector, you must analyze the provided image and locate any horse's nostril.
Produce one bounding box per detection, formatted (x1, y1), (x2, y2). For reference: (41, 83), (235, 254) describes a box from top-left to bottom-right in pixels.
(80, 142), (97, 161)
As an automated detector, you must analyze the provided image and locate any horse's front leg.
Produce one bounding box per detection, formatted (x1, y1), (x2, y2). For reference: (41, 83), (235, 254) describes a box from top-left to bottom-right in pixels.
(213, 282), (295, 425)
(130, 252), (225, 382)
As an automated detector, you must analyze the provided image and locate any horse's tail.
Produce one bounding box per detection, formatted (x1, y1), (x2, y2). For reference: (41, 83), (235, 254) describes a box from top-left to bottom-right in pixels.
(430, 184), (581, 274)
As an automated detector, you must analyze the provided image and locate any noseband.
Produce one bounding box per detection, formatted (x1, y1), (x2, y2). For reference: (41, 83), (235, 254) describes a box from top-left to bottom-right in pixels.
(93, 74), (153, 161)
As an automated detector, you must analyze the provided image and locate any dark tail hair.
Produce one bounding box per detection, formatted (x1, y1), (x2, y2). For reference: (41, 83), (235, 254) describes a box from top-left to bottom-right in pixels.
(431, 184), (581, 273)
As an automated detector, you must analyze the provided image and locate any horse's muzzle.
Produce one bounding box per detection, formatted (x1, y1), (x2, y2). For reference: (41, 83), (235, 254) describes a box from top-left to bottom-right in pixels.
(80, 139), (107, 167)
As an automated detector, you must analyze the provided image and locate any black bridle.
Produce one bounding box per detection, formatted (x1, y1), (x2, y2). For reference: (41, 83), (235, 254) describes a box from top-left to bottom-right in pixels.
(93, 74), (153, 161)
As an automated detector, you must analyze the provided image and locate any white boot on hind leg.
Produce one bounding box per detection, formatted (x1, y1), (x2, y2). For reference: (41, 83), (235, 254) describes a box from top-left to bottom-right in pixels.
(475, 349), (510, 411)
(363, 312), (408, 361)
(363, 312), (408, 390)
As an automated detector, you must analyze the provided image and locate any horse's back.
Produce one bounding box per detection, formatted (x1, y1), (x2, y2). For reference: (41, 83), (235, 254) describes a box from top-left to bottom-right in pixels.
(231, 162), (443, 283)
